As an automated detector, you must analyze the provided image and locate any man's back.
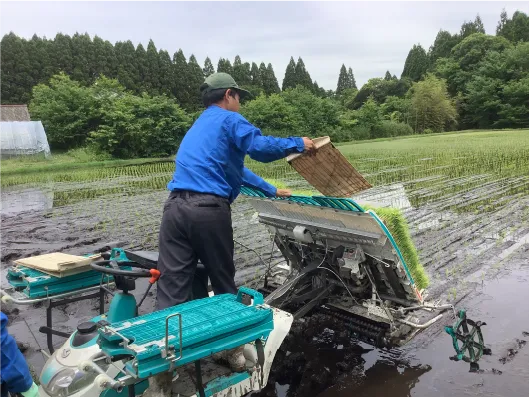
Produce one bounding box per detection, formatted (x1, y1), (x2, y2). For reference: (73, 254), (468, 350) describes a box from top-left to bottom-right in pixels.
(168, 105), (246, 203)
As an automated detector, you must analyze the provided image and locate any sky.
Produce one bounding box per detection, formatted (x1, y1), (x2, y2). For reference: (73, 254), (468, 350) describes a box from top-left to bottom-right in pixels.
(1, 1), (528, 90)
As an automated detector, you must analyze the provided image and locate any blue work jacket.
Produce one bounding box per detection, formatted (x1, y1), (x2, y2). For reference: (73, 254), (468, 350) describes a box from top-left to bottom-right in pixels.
(167, 105), (304, 203)
(1, 312), (33, 394)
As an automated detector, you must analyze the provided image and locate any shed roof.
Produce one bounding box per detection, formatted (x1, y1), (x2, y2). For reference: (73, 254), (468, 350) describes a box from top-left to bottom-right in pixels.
(0, 105), (31, 122)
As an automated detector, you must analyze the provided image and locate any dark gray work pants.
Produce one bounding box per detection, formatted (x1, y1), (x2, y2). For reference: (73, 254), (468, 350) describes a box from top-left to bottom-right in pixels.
(0, 383), (8, 398)
(156, 190), (237, 310)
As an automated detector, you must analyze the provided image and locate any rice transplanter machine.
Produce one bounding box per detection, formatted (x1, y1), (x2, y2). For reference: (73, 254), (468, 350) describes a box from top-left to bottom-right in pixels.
(1, 184), (491, 396)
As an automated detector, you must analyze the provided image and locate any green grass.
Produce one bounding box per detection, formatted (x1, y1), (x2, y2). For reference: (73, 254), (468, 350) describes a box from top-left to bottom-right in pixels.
(3, 129), (528, 216)
(3, 129), (528, 214)
(0, 159), (175, 188)
(251, 129), (529, 179)
(334, 128), (527, 146)
(249, 129), (529, 211)
(3, 129), (527, 188)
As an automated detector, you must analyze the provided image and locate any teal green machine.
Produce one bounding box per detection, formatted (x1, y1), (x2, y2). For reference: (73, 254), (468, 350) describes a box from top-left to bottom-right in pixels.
(2, 246), (293, 397)
(1, 248), (135, 354)
(241, 187), (492, 372)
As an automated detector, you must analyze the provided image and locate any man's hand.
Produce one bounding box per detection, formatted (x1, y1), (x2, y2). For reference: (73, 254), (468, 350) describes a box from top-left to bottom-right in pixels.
(276, 189), (292, 197)
(302, 137), (317, 156)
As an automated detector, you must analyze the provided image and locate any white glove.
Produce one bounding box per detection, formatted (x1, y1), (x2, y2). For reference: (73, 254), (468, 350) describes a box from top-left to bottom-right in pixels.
(22, 382), (39, 398)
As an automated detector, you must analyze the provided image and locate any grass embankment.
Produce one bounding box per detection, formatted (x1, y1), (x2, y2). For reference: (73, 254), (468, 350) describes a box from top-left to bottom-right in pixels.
(334, 128), (528, 146)
(1, 151), (172, 176)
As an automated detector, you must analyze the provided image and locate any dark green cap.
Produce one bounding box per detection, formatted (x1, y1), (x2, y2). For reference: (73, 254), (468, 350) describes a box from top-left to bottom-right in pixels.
(200, 72), (251, 99)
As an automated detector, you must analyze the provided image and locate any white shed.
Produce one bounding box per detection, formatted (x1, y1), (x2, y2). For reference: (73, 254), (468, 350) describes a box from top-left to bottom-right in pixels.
(0, 121), (51, 158)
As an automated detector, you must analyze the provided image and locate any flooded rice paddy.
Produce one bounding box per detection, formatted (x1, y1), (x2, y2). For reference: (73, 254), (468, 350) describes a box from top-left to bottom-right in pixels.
(1, 130), (528, 395)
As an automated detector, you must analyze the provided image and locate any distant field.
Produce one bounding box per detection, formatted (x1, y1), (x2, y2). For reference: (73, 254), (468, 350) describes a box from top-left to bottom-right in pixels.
(2, 129), (528, 215)
(0, 152), (171, 177)
(2, 128), (529, 328)
(250, 129), (529, 210)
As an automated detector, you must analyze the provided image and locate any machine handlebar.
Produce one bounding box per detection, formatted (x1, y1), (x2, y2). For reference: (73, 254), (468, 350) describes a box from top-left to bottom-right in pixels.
(90, 260), (153, 278)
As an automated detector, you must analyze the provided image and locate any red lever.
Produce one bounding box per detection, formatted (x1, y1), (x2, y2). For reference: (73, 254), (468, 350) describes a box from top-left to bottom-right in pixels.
(149, 269), (161, 284)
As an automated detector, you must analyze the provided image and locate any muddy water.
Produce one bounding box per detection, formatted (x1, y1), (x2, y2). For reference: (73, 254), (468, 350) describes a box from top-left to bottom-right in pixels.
(1, 171), (529, 396)
(408, 268), (529, 397)
(339, 268), (529, 397)
(253, 266), (529, 397)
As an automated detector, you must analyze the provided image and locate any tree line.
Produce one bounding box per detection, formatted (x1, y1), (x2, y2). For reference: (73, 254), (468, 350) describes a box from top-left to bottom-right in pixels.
(1, 8), (527, 159)
(0, 32), (332, 111)
(397, 10), (529, 129)
(326, 10), (528, 132)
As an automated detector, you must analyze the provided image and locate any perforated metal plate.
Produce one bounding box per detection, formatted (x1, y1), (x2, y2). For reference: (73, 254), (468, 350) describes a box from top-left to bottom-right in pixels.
(99, 289), (275, 378)
(100, 293), (272, 353)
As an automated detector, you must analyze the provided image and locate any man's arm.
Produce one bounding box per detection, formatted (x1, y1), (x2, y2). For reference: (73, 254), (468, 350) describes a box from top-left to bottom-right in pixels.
(242, 168), (292, 198)
(242, 167), (277, 197)
(227, 114), (308, 163)
(1, 312), (37, 396)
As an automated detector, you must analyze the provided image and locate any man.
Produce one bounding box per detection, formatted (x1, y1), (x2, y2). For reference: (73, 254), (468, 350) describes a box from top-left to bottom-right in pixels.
(156, 72), (316, 311)
(152, 73), (315, 375)
(1, 312), (39, 397)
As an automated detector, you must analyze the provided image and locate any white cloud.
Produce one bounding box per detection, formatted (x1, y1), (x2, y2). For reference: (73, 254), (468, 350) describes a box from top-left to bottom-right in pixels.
(1, 1), (527, 90)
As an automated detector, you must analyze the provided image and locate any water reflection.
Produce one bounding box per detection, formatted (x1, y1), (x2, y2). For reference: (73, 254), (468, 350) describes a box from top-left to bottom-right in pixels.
(0, 187), (53, 216)
(353, 183), (412, 210)
(320, 360), (432, 397)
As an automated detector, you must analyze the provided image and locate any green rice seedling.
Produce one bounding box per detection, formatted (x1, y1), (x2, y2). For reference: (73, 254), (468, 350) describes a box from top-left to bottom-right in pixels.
(366, 205), (429, 289)
(5, 129), (528, 216)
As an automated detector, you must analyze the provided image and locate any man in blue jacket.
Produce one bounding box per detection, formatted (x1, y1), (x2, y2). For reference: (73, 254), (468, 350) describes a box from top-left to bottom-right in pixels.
(151, 73), (316, 377)
(1, 312), (38, 397)
(156, 72), (315, 311)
